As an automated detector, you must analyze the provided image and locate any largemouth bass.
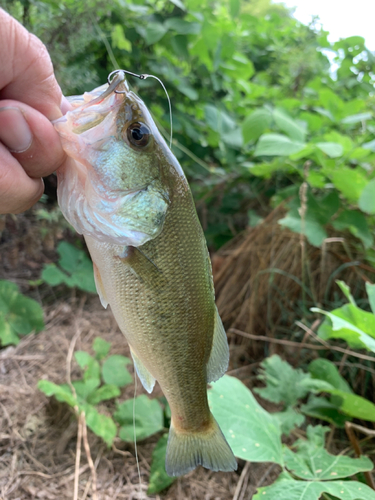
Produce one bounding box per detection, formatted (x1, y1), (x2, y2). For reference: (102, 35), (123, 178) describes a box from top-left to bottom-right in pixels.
(53, 71), (237, 476)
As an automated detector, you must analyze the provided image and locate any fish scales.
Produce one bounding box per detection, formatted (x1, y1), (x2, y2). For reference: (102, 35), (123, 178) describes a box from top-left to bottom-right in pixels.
(54, 71), (237, 476)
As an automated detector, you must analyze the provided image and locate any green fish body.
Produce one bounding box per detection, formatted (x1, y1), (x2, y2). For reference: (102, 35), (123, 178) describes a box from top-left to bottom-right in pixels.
(54, 72), (236, 476)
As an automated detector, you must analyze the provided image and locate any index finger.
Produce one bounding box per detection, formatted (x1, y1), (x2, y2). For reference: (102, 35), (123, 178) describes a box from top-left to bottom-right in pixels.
(0, 8), (63, 121)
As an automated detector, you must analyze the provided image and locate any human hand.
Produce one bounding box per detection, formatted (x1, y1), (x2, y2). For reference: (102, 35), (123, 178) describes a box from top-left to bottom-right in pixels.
(0, 8), (70, 214)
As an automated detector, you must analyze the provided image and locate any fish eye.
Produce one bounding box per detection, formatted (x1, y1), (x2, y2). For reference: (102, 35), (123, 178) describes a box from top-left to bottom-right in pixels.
(126, 122), (151, 148)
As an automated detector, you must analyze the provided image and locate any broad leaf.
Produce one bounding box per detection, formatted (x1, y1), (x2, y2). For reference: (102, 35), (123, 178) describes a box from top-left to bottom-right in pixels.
(308, 359), (353, 394)
(92, 337), (111, 360)
(283, 425), (373, 480)
(38, 380), (77, 407)
(148, 434), (175, 494)
(273, 108), (306, 142)
(312, 304), (375, 352)
(254, 133), (305, 156)
(332, 210), (373, 248)
(114, 395), (164, 441)
(316, 142), (343, 158)
(208, 375), (283, 464)
(254, 471), (375, 500)
(273, 407), (305, 436)
(87, 384), (121, 405)
(0, 280), (44, 346)
(359, 179), (375, 214)
(255, 355), (311, 407)
(300, 396), (348, 427)
(83, 404), (117, 446)
(102, 355), (132, 387)
(242, 108), (272, 143)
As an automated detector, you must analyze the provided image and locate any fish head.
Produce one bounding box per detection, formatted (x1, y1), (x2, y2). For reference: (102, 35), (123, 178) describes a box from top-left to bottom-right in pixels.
(54, 72), (179, 247)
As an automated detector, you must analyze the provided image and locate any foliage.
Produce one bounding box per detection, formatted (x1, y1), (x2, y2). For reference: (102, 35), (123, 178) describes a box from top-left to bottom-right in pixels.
(313, 280), (375, 353)
(0, 280), (44, 346)
(5, 0), (375, 251)
(41, 241), (96, 293)
(38, 337), (166, 449)
(209, 374), (375, 500)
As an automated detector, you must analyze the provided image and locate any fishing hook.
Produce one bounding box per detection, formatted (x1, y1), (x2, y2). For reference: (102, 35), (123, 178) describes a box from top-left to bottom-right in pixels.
(107, 69), (147, 93)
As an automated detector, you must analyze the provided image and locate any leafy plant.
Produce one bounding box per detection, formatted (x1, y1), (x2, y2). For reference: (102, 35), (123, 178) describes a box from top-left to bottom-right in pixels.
(313, 280), (375, 353)
(41, 241), (96, 293)
(209, 374), (375, 500)
(0, 280), (44, 346)
(38, 337), (170, 492)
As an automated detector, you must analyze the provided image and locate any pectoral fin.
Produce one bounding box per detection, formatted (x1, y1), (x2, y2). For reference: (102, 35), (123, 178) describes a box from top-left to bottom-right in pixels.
(130, 348), (156, 393)
(206, 306), (229, 383)
(118, 246), (167, 287)
(93, 262), (108, 308)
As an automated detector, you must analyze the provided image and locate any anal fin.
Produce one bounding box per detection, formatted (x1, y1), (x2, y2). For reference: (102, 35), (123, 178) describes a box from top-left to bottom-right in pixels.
(130, 348), (156, 393)
(206, 306), (229, 383)
(93, 262), (108, 309)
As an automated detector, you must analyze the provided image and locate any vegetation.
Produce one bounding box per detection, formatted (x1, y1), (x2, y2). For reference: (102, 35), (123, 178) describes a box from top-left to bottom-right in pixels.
(2, 0), (375, 497)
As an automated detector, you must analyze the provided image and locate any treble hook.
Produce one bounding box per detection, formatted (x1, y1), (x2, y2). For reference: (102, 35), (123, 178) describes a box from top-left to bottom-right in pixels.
(107, 69), (147, 93)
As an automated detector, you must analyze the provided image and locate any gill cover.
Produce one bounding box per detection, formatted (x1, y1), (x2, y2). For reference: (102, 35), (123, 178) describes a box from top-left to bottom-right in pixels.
(53, 73), (169, 247)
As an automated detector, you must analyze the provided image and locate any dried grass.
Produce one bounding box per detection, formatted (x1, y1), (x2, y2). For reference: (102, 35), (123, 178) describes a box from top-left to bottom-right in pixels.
(213, 205), (374, 362)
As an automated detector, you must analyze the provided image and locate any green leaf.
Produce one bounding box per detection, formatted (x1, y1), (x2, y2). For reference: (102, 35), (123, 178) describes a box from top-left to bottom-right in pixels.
(73, 378), (101, 400)
(42, 242), (96, 293)
(75, 351), (94, 369)
(255, 473), (375, 500)
(114, 395), (164, 441)
(300, 396), (348, 427)
(279, 209), (327, 247)
(273, 108), (306, 142)
(273, 407), (305, 436)
(332, 210), (373, 248)
(37, 380), (77, 407)
(283, 425), (373, 480)
(336, 280), (356, 305)
(312, 304), (375, 352)
(102, 355), (132, 387)
(366, 283), (375, 315)
(92, 337), (111, 360)
(0, 280), (44, 346)
(87, 384), (121, 405)
(255, 355), (311, 407)
(242, 109), (272, 143)
(83, 404), (117, 446)
(148, 434), (176, 494)
(341, 112), (372, 124)
(330, 167), (368, 203)
(329, 390), (375, 421)
(111, 24), (131, 51)
(316, 142), (343, 158)
(254, 133), (305, 157)
(359, 179), (375, 214)
(208, 375), (283, 464)
(165, 18), (201, 35)
(169, 0), (186, 10)
(136, 22), (168, 45)
(308, 359), (353, 394)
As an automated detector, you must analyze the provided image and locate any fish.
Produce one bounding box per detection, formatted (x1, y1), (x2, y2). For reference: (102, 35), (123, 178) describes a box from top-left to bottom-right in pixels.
(53, 71), (237, 476)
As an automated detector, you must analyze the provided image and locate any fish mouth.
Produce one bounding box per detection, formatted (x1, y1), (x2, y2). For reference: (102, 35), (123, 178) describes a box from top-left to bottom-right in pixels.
(53, 71), (129, 134)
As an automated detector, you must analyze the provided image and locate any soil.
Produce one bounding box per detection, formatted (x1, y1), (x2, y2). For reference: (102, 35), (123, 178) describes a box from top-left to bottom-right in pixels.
(0, 211), (276, 500)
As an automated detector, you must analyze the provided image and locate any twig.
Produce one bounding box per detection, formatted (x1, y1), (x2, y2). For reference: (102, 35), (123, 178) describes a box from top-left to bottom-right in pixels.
(295, 322), (375, 363)
(345, 422), (375, 490)
(230, 328), (375, 362)
(233, 461), (251, 500)
(74, 412), (84, 500)
(81, 412), (98, 500)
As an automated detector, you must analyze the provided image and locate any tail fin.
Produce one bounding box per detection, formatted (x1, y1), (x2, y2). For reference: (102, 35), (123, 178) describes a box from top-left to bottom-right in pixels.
(165, 415), (237, 477)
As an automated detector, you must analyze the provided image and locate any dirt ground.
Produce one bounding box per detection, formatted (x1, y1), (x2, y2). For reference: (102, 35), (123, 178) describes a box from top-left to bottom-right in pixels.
(0, 292), (278, 500)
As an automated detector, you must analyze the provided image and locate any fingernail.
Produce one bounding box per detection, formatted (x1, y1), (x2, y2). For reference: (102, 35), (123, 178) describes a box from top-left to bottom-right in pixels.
(60, 95), (72, 115)
(0, 107), (33, 153)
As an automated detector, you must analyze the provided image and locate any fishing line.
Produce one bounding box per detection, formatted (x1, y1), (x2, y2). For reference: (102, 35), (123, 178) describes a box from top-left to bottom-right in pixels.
(133, 371), (143, 497)
(108, 69), (173, 149)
